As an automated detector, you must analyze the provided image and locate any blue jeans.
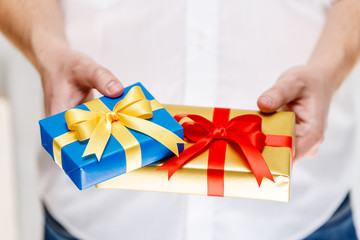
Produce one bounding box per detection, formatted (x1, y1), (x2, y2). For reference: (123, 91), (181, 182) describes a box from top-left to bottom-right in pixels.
(44, 207), (78, 240)
(304, 194), (358, 240)
(44, 195), (358, 240)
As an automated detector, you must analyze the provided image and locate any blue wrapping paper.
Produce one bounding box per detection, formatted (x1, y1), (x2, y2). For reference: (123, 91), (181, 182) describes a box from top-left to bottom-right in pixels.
(39, 82), (183, 190)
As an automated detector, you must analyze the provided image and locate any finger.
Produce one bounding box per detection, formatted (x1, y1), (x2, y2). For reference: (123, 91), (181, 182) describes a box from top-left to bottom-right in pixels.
(46, 96), (72, 117)
(45, 89), (95, 117)
(257, 78), (304, 113)
(294, 133), (323, 161)
(293, 120), (324, 161)
(73, 61), (123, 98)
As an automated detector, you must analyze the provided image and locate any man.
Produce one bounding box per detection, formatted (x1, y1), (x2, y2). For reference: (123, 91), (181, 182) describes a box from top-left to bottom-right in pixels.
(1, 0), (360, 239)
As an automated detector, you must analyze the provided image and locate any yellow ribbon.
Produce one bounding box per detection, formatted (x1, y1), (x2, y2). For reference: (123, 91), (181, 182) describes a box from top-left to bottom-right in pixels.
(53, 86), (184, 172)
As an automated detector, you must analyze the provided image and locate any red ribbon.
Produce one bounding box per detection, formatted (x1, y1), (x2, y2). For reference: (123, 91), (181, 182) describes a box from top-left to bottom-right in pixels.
(157, 108), (293, 196)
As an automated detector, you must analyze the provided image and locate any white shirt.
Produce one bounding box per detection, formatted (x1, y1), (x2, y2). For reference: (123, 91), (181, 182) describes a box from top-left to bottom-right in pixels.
(39, 0), (360, 239)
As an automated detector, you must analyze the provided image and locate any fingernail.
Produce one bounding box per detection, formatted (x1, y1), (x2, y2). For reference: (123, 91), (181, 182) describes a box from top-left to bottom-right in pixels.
(107, 80), (122, 95)
(260, 96), (274, 108)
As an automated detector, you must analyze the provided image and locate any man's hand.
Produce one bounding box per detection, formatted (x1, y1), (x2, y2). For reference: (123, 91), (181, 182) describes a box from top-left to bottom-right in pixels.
(257, 66), (334, 160)
(0, 0), (123, 117)
(39, 43), (123, 117)
(257, 0), (360, 161)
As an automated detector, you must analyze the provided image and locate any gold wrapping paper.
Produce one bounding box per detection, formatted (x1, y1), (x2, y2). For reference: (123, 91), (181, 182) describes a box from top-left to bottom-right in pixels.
(96, 105), (295, 202)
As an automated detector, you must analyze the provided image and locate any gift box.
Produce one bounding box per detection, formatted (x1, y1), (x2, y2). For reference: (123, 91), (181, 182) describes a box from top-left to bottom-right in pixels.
(96, 105), (295, 202)
(39, 83), (184, 190)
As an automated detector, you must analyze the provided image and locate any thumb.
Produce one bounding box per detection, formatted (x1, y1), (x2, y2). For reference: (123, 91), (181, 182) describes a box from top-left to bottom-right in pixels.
(257, 77), (303, 113)
(74, 61), (123, 98)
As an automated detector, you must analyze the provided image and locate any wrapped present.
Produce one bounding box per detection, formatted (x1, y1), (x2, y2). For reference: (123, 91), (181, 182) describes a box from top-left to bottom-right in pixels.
(39, 83), (184, 190)
(96, 105), (295, 202)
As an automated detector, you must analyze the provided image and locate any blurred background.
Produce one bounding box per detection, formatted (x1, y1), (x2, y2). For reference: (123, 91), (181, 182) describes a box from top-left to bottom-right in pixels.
(1, 32), (360, 239)
(0, 35), (43, 240)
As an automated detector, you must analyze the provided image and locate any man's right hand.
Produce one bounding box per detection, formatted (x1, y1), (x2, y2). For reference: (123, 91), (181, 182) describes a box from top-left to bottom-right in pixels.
(39, 43), (123, 117)
(0, 0), (124, 117)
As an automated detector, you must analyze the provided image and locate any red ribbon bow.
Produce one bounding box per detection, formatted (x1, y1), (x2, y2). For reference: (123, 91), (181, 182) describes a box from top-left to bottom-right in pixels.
(158, 108), (293, 196)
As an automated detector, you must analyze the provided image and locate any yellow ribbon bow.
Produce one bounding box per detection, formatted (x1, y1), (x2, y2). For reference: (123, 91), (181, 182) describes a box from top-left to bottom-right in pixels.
(59, 86), (184, 172)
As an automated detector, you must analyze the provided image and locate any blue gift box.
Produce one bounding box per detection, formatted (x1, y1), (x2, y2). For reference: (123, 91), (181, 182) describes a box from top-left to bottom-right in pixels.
(39, 82), (184, 190)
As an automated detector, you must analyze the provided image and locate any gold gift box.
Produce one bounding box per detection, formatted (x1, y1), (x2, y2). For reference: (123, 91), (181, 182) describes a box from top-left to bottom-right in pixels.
(96, 105), (295, 202)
